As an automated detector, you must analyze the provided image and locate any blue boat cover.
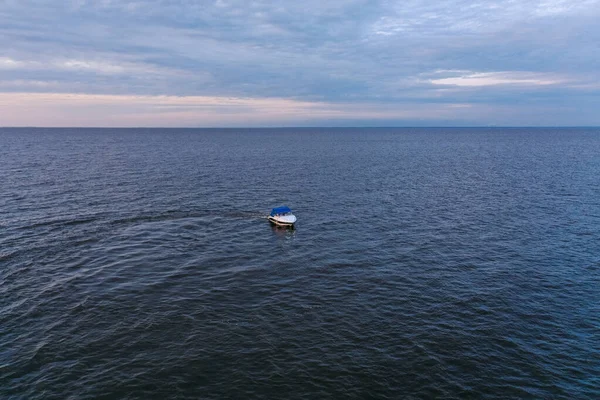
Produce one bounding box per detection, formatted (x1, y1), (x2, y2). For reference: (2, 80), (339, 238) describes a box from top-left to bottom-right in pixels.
(270, 206), (291, 216)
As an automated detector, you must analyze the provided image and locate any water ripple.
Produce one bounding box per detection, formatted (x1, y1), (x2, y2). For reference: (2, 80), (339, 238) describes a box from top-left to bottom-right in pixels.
(1, 128), (599, 399)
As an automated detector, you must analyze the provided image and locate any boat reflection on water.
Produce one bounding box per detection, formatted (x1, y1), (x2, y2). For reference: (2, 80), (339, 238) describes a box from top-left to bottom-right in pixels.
(270, 222), (296, 239)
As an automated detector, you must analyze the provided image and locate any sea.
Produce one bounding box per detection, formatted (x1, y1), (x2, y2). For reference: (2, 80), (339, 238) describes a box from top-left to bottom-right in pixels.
(1, 127), (599, 399)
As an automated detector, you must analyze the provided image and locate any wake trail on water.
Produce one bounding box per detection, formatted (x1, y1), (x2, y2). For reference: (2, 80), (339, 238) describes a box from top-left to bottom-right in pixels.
(109, 209), (269, 225)
(11, 209), (269, 232)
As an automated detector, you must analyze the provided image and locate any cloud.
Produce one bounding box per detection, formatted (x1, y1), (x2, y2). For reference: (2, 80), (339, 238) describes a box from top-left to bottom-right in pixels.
(0, 57), (26, 69)
(0, 79), (59, 88)
(0, 0), (599, 125)
(0, 92), (486, 127)
(369, 0), (599, 36)
(428, 71), (565, 87)
(0, 55), (189, 77)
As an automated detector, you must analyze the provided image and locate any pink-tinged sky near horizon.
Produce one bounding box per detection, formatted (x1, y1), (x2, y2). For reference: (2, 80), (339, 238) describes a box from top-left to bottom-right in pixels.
(1, 0), (599, 127)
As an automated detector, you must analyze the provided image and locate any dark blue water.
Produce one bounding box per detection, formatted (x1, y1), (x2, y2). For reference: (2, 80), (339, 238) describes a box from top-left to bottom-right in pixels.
(1, 128), (599, 399)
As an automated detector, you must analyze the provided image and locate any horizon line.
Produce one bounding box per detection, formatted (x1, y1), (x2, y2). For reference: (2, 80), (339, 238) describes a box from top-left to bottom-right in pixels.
(1, 126), (599, 129)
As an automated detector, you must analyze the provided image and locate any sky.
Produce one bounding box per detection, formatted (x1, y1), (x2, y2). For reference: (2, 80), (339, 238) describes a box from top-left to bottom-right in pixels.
(1, 0), (599, 127)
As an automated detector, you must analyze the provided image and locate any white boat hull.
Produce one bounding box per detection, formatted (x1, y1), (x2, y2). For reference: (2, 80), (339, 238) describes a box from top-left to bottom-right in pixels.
(268, 214), (297, 226)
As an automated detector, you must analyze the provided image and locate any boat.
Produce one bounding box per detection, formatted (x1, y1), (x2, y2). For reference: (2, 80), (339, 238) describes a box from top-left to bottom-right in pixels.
(268, 206), (297, 227)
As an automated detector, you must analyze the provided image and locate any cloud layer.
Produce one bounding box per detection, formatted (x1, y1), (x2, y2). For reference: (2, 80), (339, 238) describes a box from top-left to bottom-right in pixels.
(1, 0), (599, 126)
